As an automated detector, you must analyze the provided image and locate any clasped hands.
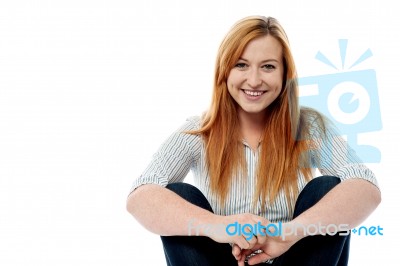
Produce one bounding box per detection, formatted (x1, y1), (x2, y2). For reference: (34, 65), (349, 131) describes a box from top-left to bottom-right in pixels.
(209, 213), (302, 266)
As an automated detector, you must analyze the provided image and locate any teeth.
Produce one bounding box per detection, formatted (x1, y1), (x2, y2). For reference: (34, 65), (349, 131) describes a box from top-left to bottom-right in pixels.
(244, 90), (264, 96)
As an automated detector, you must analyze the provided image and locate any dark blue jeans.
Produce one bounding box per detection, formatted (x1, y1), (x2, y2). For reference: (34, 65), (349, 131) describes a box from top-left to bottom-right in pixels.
(161, 176), (350, 266)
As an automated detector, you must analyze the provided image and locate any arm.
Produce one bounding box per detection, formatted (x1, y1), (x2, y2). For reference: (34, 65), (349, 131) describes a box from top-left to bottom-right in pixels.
(290, 178), (380, 237)
(127, 118), (258, 248)
(127, 184), (216, 236)
(298, 114), (381, 232)
(233, 179), (381, 265)
(234, 113), (381, 264)
(127, 184), (260, 249)
(126, 118), (203, 235)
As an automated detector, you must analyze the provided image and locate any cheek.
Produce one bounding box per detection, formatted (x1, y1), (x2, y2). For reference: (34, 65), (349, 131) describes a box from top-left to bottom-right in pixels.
(226, 81), (233, 97)
(226, 78), (238, 94)
(227, 86), (238, 100)
(226, 77), (234, 89)
(276, 81), (283, 92)
(226, 71), (242, 88)
(269, 75), (283, 91)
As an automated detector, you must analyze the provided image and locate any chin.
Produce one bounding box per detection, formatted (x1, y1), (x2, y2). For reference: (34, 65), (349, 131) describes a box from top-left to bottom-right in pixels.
(242, 108), (266, 115)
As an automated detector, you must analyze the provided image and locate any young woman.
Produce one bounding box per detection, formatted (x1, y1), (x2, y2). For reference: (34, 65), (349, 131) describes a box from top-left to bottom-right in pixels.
(127, 16), (380, 266)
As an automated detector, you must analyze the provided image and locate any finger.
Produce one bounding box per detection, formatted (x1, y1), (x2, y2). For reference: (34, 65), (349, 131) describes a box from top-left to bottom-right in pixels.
(255, 230), (267, 245)
(231, 244), (241, 260)
(236, 236), (250, 250)
(242, 225), (258, 249)
(241, 249), (253, 257)
(237, 250), (251, 266)
(247, 252), (271, 265)
(247, 235), (258, 249)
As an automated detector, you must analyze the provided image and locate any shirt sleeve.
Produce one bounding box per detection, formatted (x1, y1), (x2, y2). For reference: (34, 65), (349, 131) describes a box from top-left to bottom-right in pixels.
(129, 116), (202, 193)
(308, 114), (379, 188)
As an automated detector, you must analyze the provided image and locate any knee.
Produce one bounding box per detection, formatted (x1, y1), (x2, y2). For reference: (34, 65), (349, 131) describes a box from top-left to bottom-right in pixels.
(166, 183), (213, 212)
(305, 175), (341, 194)
(166, 182), (200, 199)
(293, 176), (341, 218)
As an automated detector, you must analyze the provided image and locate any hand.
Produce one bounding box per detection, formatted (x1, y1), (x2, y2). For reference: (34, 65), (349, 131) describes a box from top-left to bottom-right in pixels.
(204, 213), (265, 250)
(232, 221), (303, 265)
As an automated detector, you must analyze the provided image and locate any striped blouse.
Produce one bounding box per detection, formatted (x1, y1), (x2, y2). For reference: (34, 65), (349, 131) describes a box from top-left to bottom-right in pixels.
(130, 114), (378, 223)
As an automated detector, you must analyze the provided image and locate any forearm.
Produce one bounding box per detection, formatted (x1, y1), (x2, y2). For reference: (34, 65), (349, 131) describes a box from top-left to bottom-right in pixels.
(290, 178), (381, 238)
(126, 184), (217, 236)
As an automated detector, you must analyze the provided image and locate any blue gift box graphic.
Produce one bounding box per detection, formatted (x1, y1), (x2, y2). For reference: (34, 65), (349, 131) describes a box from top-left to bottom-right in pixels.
(298, 40), (382, 163)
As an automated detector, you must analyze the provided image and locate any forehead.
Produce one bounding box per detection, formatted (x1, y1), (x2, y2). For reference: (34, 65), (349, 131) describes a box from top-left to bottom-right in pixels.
(240, 35), (283, 61)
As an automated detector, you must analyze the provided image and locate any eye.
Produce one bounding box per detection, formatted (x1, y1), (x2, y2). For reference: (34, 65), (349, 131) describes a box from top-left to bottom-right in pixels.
(234, 63), (248, 69)
(262, 64), (276, 70)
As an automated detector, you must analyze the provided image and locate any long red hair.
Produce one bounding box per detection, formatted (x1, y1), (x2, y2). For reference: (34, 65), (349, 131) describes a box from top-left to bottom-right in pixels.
(190, 16), (316, 210)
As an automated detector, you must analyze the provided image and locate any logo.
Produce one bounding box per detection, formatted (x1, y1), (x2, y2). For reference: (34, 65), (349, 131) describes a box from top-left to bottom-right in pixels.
(298, 39), (382, 163)
(187, 219), (384, 241)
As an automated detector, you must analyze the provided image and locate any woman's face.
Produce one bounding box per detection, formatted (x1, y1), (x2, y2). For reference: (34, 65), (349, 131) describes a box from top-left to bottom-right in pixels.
(227, 35), (284, 119)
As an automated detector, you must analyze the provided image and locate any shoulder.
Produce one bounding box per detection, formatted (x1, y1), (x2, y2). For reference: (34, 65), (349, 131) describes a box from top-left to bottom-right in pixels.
(183, 116), (202, 130)
(172, 116), (202, 135)
(300, 106), (326, 125)
(299, 106), (338, 139)
(171, 115), (203, 143)
(156, 116), (203, 158)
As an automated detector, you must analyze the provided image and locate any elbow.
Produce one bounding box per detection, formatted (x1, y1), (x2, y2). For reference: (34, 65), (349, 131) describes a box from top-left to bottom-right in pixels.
(126, 184), (152, 217)
(352, 179), (382, 214)
(363, 182), (382, 212)
(372, 185), (382, 208)
(126, 190), (138, 216)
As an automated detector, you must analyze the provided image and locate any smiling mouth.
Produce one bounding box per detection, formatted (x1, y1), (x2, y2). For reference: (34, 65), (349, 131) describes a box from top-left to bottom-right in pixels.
(242, 89), (266, 96)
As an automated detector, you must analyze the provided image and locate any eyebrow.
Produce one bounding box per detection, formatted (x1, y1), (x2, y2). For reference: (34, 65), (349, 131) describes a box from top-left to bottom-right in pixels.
(238, 57), (280, 63)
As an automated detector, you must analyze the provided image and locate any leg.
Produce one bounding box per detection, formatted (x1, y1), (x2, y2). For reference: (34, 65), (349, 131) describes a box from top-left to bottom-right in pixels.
(273, 176), (351, 266)
(160, 182), (237, 266)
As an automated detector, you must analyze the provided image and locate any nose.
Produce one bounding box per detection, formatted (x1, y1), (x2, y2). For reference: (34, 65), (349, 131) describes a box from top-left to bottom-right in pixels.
(246, 68), (262, 88)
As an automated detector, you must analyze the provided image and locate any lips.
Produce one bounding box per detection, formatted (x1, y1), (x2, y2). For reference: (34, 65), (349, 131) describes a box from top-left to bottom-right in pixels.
(242, 89), (266, 96)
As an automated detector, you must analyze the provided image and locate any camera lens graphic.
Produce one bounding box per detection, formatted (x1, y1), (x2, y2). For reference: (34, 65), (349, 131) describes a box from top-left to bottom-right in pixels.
(298, 39), (382, 163)
(327, 81), (371, 125)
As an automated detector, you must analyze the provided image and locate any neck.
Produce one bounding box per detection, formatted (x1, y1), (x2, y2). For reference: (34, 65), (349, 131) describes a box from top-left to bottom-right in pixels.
(238, 109), (266, 133)
(238, 109), (266, 150)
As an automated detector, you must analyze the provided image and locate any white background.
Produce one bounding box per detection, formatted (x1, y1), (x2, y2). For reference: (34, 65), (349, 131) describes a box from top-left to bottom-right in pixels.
(0, 0), (398, 265)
